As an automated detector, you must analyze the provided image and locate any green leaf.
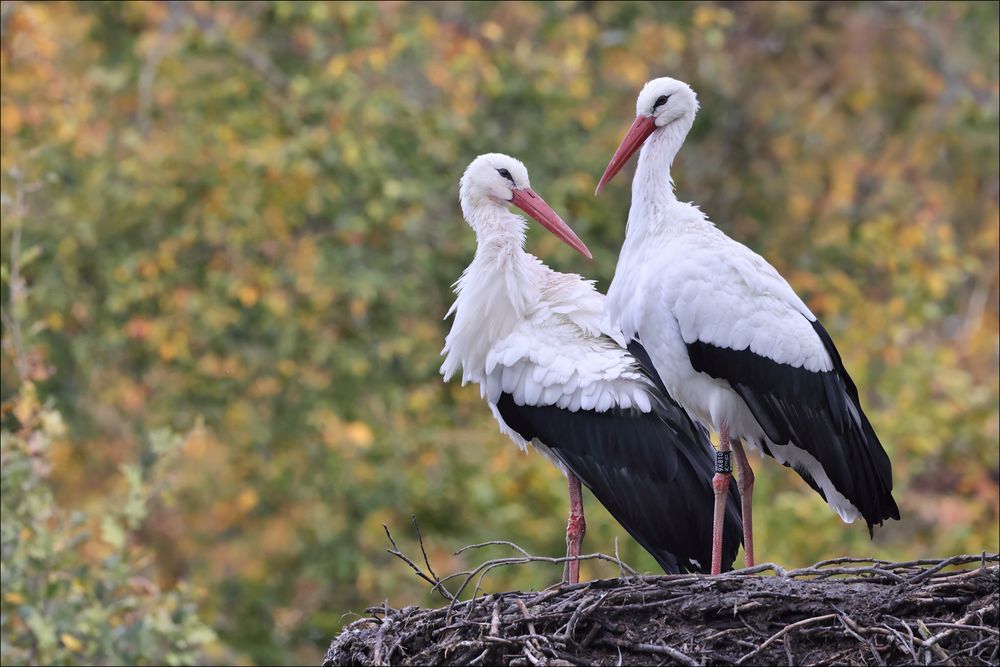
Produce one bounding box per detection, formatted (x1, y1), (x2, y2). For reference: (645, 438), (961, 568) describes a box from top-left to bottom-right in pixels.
(100, 516), (125, 550)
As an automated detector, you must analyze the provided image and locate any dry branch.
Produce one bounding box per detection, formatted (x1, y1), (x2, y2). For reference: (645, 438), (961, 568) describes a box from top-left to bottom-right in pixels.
(325, 541), (998, 666)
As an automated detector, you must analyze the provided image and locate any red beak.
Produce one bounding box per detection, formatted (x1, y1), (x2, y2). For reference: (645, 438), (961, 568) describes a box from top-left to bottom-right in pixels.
(595, 115), (657, 194)
(510, 188), (592, 260)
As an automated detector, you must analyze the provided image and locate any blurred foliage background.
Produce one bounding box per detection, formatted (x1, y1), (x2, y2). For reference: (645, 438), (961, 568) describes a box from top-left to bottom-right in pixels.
(1, 1), (997, 664)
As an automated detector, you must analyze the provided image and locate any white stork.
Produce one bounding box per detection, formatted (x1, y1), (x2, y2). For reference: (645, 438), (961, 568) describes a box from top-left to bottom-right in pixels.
(596, 78), (899, 575)
(441, 153), (742, 582)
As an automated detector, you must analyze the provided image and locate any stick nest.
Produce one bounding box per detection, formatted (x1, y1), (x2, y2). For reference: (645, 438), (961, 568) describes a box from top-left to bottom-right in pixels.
(325, 549), (998, 666)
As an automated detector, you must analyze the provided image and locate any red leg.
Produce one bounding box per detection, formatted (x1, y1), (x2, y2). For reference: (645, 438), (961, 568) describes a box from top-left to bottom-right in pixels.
(564, 472), (586, 584)
(711, 424), (733, 575)
(732, 438), (755, 568)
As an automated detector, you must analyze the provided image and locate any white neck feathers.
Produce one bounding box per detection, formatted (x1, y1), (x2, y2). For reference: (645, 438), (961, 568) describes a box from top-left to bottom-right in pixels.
(441, 207), (543, 385)
(632, 119), (690, 208)
(606, 114), (712, 335)
(625, 116), (712, 238)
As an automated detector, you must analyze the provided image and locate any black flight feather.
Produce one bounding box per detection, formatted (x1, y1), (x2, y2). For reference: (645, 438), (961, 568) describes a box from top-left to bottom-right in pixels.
(495, 341), (743, 574)
(685, 317), (899, 536)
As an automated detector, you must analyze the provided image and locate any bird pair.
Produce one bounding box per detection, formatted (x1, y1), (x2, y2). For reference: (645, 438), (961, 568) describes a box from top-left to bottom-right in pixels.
(442, 77), (899, 582)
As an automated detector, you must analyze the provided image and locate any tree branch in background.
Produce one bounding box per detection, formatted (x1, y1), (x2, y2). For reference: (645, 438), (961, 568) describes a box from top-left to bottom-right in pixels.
(1, 167), (42, 384)
(136, 4), (182, 137)
(166, 1), (289, 95)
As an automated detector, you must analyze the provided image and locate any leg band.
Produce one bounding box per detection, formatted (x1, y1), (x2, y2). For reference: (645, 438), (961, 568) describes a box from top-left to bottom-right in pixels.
(716, 451), (732, 474)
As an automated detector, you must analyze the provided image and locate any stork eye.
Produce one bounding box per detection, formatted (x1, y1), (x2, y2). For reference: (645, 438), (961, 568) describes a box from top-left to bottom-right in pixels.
(653, 94), (671, 110)
(497, 168), (514, 184)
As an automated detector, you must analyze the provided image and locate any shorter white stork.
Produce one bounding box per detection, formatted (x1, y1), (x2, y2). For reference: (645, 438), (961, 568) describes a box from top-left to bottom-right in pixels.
(597, 77), (900, 574)
(442, 153), (742, 582)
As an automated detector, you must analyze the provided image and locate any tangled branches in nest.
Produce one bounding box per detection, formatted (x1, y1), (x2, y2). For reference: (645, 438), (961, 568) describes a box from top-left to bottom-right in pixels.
(326, 527), (998, 666)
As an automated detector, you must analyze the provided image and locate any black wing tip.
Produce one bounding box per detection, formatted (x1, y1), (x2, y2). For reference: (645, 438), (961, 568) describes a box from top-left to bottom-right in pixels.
(611, 489), (743, 576)
(689, 330), (898, 529)
(638, 546), (680, 575)
(865, 497), (902, 538)
(494, 391), (747, 578)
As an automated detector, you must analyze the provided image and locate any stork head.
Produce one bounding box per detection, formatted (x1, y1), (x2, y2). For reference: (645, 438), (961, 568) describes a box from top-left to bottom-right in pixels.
(460, 153), (592, 259)
(595, 77), (699, 194)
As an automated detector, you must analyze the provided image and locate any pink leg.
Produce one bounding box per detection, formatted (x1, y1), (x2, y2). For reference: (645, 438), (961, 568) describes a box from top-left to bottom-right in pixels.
(564, 472), (587, 584)
(732, 438), (755, 568)
(711, 424), (733, 575)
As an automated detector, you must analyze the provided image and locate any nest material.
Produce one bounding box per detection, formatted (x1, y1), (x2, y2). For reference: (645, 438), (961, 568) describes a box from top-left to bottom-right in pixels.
(325, 554), (999, 666)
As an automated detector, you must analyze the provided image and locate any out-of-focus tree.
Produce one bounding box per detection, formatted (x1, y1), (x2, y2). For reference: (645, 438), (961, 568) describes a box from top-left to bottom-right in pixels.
(0, 384), (217, 666)
(1, 175), (216, 664)
(1, 2), (997, 664)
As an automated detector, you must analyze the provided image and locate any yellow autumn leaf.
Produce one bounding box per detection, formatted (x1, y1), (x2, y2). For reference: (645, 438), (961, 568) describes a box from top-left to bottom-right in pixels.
(13, 384), (39, 426)
(480, 21), (503, 42)
(344, 421), (374, 448)
(236, 488), (259, 512)
(158, 340), (177, 361)
(367, 48), (388, 72)
(0, 104), (23, 134)
(349, 297), (367, 319)
(61, 633), (83, 652)
(238, 285), (260, 307)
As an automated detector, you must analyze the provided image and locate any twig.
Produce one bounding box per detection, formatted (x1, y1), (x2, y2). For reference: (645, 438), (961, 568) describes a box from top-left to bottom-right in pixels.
(918, 620), (956, 666)
(515, 599), (537, 637)
(597, 637), (698, 666)
(838, 612), (885, 666)
(737, 614), (838, 664)
(411, 515), (441, 585)
(562, 589), (604, 642)
(382, 525), (455, 601)
(783, 634), (795, 666)
(921, 603), (998, 649)
(909, 553), (981, 585)
(489, 599), (501, 637)
(435, 541), (639, 621)
(371, 604), (391, 667)
(613, 537), (628, 581)
(455, 539), (534, 559)
(922, 621), (999, 636)
(468, 648), (491, 665)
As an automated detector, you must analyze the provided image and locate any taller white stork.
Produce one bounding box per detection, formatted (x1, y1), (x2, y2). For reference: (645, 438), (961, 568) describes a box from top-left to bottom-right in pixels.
(442, 153), (742, 582)
(596, 78), (899, 575)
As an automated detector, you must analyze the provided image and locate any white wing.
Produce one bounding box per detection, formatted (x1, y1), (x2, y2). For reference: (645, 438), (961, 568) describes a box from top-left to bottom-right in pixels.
(482, 269), (654, 414)
(484, 313), (654, 414)
(652, 233), (833, 372)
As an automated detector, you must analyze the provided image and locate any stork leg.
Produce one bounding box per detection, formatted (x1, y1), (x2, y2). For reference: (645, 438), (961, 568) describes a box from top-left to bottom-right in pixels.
(711, 424), (733, 575)
(563, 472), (587, 584)
(732, 438), (755, 568)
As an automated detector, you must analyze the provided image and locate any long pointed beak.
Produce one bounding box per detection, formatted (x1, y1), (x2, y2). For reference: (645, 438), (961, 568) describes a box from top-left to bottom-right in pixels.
(510, 188), (592, 259)
(595, 114), (657, 194)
